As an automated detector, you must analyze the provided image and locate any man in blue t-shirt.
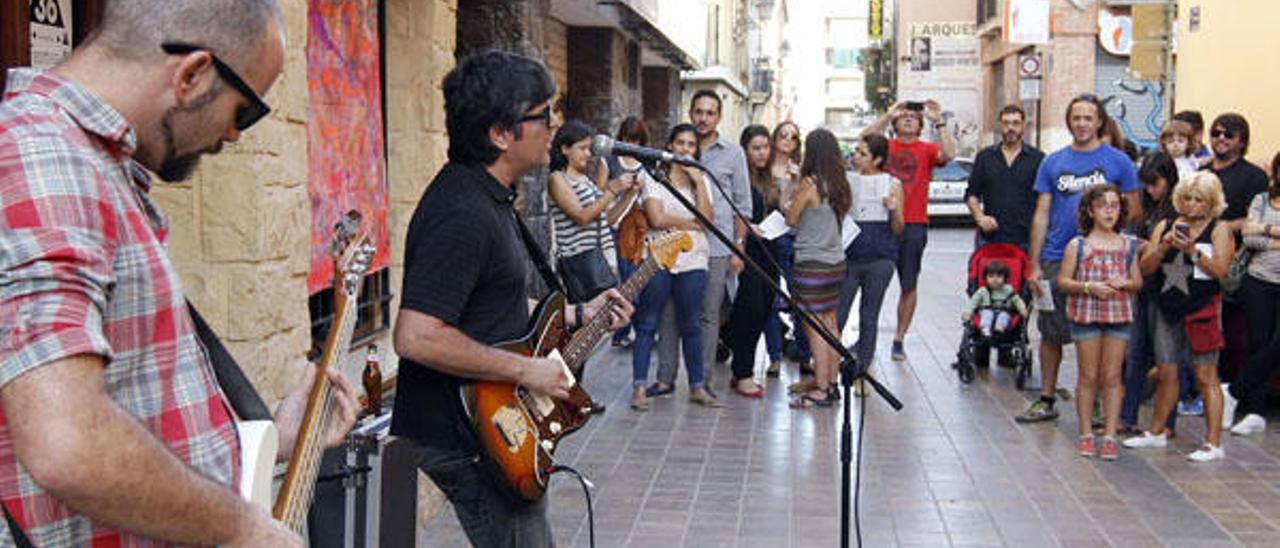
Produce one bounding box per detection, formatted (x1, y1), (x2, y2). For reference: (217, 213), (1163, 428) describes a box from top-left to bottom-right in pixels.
(1017, 95), (1140, 424)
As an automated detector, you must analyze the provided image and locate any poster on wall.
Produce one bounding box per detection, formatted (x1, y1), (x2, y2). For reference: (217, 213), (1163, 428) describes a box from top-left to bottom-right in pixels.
(1005, 0), (1050, 45)
(30, 0), (73, 69)
(306, 0), (390, 294)
(897, 23), (982, 158)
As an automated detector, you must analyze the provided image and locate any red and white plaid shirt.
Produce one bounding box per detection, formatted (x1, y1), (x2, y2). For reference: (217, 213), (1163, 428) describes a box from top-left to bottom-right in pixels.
(0, 69), (239, 546)
(1067, 236), (1136, 325)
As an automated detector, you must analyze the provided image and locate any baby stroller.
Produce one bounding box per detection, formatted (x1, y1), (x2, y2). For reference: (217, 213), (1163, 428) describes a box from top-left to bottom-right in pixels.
(952, 243), (1035, 387)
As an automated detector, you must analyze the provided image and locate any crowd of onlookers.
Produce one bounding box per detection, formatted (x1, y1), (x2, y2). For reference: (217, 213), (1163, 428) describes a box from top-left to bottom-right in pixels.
(548, 89), (1280, 463)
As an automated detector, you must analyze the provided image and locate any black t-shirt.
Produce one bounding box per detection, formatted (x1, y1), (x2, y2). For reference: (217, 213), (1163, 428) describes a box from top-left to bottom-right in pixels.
(1208, 158), (1269, 221)
(964, 143), (1044, 246)
(390, 162), (531, 451)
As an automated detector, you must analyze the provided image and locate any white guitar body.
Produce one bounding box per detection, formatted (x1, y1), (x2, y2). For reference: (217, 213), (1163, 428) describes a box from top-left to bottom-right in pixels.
(237, 420), (279, 511)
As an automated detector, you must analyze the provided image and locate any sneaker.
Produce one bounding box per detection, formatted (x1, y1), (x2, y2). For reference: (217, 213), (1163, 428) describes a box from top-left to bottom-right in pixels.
(1099, 437), (1119, 461)
(1122, 431), (1168, 448)
(1015, 400), (1059, 423)
(1177, 397), (1204, 416)
(1187, 443), (1224, 462)
(891, 341), (907, 362)
(1222, 384), (1238, 429)
(1077, 436), (1097, 457)
(1230, 414), (1267, 436)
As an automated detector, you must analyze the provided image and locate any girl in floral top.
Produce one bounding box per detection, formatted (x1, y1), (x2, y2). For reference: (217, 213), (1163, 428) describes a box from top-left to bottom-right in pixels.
(1057, 185), (1143, 461)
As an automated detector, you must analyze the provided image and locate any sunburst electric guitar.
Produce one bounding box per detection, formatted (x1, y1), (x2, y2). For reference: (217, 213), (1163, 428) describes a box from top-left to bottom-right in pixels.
(463, 231), (692, 502)
(238, 212), (375, 532)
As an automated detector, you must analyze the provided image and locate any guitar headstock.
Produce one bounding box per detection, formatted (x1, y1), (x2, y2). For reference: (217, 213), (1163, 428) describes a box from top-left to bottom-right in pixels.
(332, 210), (376, 299)
(647, 231), (694, 270)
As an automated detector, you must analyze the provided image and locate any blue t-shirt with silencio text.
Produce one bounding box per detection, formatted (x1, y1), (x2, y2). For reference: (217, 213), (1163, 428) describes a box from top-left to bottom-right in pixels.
(1034, 144), (1139, 261)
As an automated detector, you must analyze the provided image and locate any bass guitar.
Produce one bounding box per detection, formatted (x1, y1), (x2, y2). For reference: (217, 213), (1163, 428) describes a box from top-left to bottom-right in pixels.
(266, 212), (374, 531)
(463, 231), (692, 502)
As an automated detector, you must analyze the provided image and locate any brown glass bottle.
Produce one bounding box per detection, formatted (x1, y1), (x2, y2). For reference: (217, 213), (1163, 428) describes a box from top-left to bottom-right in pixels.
(362, 344), (382, 416)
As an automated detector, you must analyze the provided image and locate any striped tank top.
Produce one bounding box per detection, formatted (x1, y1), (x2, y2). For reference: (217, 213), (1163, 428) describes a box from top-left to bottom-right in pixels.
(550, 171), (617, 260)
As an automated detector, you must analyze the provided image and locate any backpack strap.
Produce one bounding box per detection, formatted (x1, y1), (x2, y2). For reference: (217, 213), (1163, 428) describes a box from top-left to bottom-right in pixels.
(2, 502), (32, 548)
(512, 211), (565, 295)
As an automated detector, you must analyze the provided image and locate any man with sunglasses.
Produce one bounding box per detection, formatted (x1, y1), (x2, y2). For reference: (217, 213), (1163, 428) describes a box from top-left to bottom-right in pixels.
(0, 1), (359, 546)
(1202, 113), (1268, 425)
(391, 51), (632, 547)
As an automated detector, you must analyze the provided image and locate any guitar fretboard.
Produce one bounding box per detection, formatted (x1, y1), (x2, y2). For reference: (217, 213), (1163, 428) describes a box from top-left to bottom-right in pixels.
(560, 254), (661, 373)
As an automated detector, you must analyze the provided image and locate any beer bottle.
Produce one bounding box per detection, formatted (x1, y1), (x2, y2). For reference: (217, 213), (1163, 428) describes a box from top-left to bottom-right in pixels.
(362, 344), (382, 416)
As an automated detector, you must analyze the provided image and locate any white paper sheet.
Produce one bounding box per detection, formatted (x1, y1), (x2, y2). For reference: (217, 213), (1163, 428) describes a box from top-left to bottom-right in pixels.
(759, 211), (791, 240)
(1033, 280), (1054, 311)
(841, 215), (861, 250)
(851, 175), (892, 222)
(1194, 243), (1214, 280)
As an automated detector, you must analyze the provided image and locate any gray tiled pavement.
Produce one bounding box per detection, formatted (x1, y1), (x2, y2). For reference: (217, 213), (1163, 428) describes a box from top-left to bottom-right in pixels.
(420, 228), (1280, 547)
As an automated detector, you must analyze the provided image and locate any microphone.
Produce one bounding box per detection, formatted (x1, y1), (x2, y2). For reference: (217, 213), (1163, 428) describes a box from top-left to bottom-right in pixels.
(590, 135), (699, 167)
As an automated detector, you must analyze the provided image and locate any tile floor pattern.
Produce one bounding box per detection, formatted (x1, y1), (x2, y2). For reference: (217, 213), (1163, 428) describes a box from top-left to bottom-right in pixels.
(419, 229), (1280, 547)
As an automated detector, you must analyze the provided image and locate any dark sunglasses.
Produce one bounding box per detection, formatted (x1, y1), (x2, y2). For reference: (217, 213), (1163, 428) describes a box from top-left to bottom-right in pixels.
(1210, 128), (1236, 139)
(161, 42), (271, 131)
(517, 106), (553, 127)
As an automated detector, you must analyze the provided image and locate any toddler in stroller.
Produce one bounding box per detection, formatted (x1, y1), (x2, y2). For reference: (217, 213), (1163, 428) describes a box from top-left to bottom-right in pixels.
(953, 244), (1035, 385)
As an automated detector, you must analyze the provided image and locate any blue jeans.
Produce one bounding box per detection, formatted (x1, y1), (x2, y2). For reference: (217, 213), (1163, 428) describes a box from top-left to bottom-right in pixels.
(634, 269), (708, 387)
(836, 258), (896, 366)
(764, 311), (783, 362)
(777, 233), (811, 362)
(611, 255), (637, 344)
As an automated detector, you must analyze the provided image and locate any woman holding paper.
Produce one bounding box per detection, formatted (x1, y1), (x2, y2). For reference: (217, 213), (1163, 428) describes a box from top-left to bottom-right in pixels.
(726, 125), (783, 398)
(785, 129), (853, 408)
(836, 134), (905, 380)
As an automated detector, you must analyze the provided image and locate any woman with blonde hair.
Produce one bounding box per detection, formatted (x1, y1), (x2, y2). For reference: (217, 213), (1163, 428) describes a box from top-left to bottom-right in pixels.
(1126, 172), (1234, 461)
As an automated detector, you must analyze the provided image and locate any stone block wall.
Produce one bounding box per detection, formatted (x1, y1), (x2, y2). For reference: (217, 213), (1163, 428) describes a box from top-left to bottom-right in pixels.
(643, 66), (681, 146)
(566, 28), (644, 137)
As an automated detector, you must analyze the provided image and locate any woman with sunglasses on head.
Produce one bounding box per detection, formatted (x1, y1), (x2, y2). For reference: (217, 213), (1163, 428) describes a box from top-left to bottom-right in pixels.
(785, 129), (852, 409)
(629, 124), (719, 411)
(724, 125), (783, 398)
(770, 121), (812, 376)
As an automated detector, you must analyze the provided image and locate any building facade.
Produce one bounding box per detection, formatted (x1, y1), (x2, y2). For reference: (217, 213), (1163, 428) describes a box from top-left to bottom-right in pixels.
(896, 0), (981, 157)
(788, 0), (872, 143)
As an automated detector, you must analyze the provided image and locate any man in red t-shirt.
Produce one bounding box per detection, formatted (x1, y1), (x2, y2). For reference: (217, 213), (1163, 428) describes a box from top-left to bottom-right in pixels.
(860, 100), (955, 362)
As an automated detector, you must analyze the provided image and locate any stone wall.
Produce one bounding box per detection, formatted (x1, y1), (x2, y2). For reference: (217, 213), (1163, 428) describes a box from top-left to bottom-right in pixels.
(152, 0), (315, 407)
(566, 28), (643, 137)
(643, 66), (681, 146)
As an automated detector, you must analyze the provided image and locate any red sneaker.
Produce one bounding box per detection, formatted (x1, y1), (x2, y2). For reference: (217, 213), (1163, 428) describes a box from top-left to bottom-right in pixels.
(1099, 437), (1119, 461)
(1077, 436), (1096, 458)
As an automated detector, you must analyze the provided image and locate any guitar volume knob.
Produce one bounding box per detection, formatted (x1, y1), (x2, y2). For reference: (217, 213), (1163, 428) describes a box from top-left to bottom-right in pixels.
(549, 421), (562, 434)
(541, 440), (554, 452)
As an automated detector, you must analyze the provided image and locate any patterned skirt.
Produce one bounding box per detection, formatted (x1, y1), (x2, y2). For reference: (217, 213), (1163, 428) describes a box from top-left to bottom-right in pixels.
(792, 260), (847, 313)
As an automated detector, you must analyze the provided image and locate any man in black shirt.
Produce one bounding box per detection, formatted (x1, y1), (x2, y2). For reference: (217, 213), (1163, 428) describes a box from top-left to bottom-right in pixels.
(965, 104), (1044, 249)
(390, 51), (633, 548)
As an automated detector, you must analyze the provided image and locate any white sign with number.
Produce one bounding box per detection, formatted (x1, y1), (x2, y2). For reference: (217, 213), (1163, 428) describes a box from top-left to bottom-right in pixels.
(1019, 78), (1041, 101)
(30, 0), (74, 70)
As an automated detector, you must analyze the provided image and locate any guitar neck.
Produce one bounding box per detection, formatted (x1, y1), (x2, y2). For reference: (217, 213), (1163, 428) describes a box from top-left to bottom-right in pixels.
(560, 254), (661, 372)
(271, 299), (359, 532)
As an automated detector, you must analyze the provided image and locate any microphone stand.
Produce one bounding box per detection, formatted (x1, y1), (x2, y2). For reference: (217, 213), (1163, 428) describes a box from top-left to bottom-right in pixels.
(638, 158), (903, 548)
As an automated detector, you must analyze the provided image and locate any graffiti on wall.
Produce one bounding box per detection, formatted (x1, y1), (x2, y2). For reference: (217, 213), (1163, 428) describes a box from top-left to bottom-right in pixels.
(306, 0), (390, 294)
(1095, 47), (1165, 154)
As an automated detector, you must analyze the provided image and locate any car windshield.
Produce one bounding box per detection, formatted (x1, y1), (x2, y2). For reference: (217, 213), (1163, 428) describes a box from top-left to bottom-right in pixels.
(932, 161), (971, 182)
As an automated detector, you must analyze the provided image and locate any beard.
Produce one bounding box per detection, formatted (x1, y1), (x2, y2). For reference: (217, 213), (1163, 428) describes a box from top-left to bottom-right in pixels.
(154, 85), (222, 183)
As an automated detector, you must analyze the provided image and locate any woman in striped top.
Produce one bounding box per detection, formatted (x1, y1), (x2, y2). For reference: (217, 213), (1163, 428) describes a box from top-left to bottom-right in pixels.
(548, 120), (641, 291)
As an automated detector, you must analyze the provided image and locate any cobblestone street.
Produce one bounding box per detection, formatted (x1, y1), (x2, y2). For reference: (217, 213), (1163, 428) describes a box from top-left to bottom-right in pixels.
(422, 228), (1280, 547)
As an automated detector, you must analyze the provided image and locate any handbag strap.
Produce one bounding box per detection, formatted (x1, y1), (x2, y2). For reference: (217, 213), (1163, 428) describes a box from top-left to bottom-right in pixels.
(2, 502), (32, 548)
(188, 301), (273, 421)
(513, 211), (565, 294)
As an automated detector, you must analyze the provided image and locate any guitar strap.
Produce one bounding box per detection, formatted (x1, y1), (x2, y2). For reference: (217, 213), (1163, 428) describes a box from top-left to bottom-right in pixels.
(187, 301), (273, 422)
(512, 211), (565, 295)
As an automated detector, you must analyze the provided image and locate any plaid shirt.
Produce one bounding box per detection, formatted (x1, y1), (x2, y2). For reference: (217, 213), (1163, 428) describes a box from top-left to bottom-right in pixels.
(0, 69), (239, 546)
(1066, 236), (1136, 325)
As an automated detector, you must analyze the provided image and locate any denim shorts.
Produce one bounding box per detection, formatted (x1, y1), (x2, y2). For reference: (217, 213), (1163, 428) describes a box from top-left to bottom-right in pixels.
(1070, 322), (1132, 342)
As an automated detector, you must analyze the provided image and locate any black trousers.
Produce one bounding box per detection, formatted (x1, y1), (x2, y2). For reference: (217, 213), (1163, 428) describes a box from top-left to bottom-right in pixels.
(727, 240), (779, 380)
(1230, 274), (1280, 415)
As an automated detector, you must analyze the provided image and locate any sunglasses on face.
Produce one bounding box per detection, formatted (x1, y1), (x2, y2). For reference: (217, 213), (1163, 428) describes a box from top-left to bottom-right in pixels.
(1210, 128), (1237, 139)
(162, 43), (271, 131)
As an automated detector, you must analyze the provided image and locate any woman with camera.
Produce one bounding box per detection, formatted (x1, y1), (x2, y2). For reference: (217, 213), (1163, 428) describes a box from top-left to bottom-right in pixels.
(1125, 172), (1235, 462)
